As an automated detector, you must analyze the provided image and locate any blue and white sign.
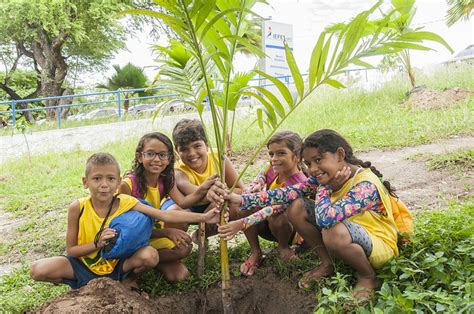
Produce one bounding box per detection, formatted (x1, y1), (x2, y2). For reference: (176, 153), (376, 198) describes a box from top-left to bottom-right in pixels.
(261, 20), (294, 78)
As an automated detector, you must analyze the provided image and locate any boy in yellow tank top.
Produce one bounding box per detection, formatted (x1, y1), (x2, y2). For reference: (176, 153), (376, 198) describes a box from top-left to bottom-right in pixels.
(30, 153), (220, 289)
(166, 119), (244, 238)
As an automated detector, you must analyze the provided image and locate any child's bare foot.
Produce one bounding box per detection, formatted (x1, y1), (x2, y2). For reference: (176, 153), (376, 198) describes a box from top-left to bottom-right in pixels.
(240, 253), (265, 276)
(352, 276), (378, 298)
(298, 263), (335, 289)
(279, 248), (298, 262)
(343, 276), (378, 309)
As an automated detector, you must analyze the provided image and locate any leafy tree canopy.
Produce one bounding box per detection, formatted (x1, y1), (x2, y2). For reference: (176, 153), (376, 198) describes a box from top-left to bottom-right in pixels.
(0, 0), (134, 119)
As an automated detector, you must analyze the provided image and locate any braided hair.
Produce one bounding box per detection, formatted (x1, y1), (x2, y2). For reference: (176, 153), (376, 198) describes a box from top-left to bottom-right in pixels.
(303, 129), (396, 196)
(127, 132), (176, 197)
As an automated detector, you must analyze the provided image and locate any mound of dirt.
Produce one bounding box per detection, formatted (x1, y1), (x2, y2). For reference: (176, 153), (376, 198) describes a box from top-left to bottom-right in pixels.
(32, 272), (314, 313)
(404, 86), (472, 109)
(153, 272), (314, 314)
(32, 278), (157, 313)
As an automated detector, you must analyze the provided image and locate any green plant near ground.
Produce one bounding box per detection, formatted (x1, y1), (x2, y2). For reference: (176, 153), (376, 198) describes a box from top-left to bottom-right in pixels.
(2, 199), (471, 312)
(426, 149), (473, 173)
(310, 199), (474, 313)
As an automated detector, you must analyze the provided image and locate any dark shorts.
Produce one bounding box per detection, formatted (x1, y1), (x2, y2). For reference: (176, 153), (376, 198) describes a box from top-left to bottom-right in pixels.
(160, 199), (209, 214)
(63, 256), (130, 289)
(257, 220), (296, 245)
(190, 203), (209, 214)
(304, 198), (373, 257)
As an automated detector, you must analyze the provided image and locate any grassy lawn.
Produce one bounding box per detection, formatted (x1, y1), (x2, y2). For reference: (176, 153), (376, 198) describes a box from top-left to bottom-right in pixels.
(0, 65), (472, 312)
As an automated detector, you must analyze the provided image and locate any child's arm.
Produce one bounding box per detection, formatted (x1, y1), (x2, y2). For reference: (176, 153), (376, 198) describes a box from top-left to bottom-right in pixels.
(65, 200), (116, 258)
(224, 158), (245, 194)
(218, 204), (286, 240)
(313, 181), (383, 228)
(169, 174), (218, 208)
(133, 201), (220, 224)
(175, 170), (199, 195)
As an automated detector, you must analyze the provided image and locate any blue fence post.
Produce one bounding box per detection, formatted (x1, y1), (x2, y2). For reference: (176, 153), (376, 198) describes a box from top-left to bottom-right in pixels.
(11, 100), (16, 127)
(57, 106), (61, 129)
(117, 91), (121, 118)
(133, 98), (136, 111)
(285, 75), (290, 86)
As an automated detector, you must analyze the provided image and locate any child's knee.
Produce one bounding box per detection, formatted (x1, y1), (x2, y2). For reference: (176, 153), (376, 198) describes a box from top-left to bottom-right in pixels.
(287, 198), (305, 222)
(268, 214), (289, 229)
(140, 246), (159, 267)
(30, 261), (45, 281)
(322, 224), (350, 251)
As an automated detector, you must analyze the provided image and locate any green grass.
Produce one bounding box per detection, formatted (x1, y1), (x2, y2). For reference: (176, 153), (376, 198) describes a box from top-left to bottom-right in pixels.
(426, 149), (473, 173)
(232, 67), (473, 152)
(1, 200), (472, 312)
(0, 64), (473, 312)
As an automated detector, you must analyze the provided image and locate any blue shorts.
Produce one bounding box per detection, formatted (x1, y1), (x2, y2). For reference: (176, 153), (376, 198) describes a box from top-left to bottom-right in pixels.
(160, 198), (175, 211)
(160, 199), (209, 214)
(63, 256), (130, 289)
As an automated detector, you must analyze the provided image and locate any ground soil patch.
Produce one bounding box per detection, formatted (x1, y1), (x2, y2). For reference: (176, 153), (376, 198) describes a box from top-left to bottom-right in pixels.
(32, 272), (313, 313)
(403, 86), (472, 109)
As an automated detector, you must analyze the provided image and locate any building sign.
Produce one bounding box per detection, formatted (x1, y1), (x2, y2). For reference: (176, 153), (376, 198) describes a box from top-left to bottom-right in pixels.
(260, 20), (294, 79)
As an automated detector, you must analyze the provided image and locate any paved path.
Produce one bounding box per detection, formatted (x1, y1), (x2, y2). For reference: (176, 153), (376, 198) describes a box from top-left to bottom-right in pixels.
(0, 110), (240, 164)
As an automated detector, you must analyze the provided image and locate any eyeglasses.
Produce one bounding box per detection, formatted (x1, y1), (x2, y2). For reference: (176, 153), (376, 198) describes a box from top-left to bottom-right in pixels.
(141, 151), (172, 161)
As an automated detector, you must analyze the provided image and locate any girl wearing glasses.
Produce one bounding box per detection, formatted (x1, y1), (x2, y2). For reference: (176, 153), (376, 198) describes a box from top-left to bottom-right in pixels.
(118, 132), (217, 283)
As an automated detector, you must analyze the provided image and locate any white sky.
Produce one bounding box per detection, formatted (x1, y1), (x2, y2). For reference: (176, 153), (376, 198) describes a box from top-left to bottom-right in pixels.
(100, 0), (473, 83)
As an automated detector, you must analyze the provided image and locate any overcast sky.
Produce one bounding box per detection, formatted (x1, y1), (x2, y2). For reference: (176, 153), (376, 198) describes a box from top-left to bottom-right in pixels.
(100, 0), (473, 83)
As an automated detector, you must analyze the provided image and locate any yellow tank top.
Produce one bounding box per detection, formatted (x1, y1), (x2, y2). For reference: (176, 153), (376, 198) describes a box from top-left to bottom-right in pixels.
(77, 194), (138, 275)
(269, 177), (302, 245)
(330, 168), (399, 257)
(123, 176), (164, 230)
(123, 177), (161, 208)
(176, 151), (219, 186)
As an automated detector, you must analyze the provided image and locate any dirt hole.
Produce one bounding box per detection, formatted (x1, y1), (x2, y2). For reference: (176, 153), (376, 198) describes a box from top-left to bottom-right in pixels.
(32, 272), (315, 313)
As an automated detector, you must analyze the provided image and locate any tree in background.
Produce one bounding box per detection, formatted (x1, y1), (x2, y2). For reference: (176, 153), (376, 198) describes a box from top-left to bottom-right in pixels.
(377, 0), (453, 88)
(0, 0), (132, 121)
(446, 0), (474, 26)
(97, 63), (149, 112)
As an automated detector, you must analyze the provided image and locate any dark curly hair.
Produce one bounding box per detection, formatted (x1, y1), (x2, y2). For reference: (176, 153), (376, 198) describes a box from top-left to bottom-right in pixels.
(127, 132), (175, 197)
(172, 119), (208, 149)
(303, 129), (396, 196)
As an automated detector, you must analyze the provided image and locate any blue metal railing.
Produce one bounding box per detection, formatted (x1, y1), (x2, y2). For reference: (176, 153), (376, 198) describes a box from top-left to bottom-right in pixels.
(0, 86), (181, 129)
(0, 71), (355, 129)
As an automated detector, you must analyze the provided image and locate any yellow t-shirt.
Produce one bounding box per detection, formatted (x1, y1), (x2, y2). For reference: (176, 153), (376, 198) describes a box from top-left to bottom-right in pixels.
(331, 168), (399, 268)
(122, 177), (175, 250)
(176, 151), (219, 186)
(77, 194), (138, 275)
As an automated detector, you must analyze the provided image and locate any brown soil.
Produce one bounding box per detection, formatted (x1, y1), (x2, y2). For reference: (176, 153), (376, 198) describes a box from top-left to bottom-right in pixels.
(32, 278), (157, 313)
(33, 272), (313, 314)
(403, 86), (472, 110)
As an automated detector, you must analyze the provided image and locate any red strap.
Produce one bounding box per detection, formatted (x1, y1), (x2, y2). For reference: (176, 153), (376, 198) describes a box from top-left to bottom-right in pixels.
(129, 173), (165, 199)
(265, 163), (307, 188)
